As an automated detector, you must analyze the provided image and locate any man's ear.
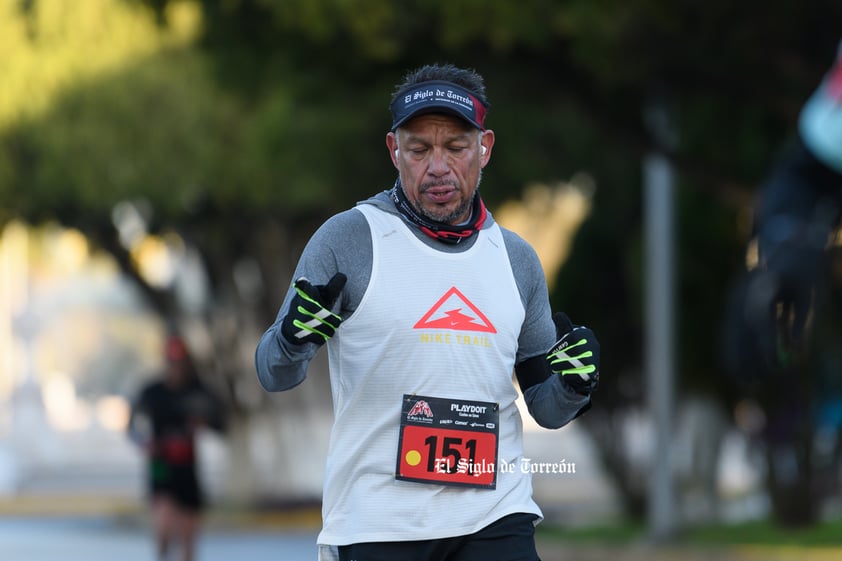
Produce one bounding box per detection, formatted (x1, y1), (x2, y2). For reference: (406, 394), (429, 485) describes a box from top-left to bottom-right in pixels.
(386, 132), (400, 167)
(480, 129), (495, 167)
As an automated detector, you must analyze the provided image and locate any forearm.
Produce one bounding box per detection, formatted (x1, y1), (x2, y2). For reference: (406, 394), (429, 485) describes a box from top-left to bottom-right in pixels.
(522, 374), (591, 430)
(255, 208), (371, 392)
(254, 322), (316, 392)
(515, 354), (591, 429)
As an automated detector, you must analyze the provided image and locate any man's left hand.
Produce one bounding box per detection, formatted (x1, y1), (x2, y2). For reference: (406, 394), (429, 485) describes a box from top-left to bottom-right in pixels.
(546, 312), (600, 396)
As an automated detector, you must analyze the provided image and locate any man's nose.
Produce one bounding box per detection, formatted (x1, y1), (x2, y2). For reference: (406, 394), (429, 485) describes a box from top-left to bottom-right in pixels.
(428, 148), (450, 175)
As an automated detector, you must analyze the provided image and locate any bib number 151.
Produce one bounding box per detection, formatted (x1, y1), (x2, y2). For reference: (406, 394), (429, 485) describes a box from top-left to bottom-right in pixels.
(396, 395), (499, 489)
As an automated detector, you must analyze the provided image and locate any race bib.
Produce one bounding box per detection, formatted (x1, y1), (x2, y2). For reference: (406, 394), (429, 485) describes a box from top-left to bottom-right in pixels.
(395, 394), (499, 489)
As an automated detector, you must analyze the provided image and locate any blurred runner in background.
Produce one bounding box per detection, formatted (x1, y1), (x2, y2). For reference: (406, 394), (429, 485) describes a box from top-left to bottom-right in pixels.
(724, 40), (842, 525)
(129, 335), (227, 561)
(727, 40), (842, 376)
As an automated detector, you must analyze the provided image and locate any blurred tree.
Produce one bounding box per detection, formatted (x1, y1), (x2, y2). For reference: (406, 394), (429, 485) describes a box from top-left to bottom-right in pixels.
(2, 0), (842, 523)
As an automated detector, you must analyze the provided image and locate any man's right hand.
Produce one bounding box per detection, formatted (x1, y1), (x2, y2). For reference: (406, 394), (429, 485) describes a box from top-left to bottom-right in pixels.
(281, 273), (347, 346)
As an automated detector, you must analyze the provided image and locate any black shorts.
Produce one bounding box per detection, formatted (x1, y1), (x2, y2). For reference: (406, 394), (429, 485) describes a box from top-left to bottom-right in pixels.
(148, 460), (204, 512)
(337, 513), (541, 561)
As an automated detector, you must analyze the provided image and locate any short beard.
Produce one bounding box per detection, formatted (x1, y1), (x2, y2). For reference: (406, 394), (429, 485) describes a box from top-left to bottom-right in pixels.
(416, 194), (472, 224)
(414, 171), (482, 225)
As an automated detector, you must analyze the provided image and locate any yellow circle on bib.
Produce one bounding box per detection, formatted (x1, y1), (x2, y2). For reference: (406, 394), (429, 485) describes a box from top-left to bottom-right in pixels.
(405, 450), (422, 466)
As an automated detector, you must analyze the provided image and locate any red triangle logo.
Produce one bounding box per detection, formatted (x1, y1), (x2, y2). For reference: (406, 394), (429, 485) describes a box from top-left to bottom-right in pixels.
(414, 287), (496, 333)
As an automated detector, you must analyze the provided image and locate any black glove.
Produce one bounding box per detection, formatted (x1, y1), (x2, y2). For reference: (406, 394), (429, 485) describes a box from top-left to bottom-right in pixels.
(281, 273), (347, 345)
(546, 312), (600, 396)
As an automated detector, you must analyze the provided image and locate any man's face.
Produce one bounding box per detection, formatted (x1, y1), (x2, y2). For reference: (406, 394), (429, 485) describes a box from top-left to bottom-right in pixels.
(387, 114), (494, 225)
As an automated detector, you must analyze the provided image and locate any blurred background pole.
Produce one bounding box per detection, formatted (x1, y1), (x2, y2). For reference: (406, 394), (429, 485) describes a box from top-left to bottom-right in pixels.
(643, 97), (677, 541)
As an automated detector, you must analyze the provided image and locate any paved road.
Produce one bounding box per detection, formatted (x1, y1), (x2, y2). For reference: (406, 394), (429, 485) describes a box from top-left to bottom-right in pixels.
(0, 516), (319, 561)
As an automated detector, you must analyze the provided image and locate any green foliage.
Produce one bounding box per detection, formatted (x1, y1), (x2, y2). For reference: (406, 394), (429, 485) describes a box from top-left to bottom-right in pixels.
(0, 0), (199, 129)
(686, 517), (842, 546)
(5, 50), (238, 220)
(538, 516), (842, 546)
(223, 0), (566, 58)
